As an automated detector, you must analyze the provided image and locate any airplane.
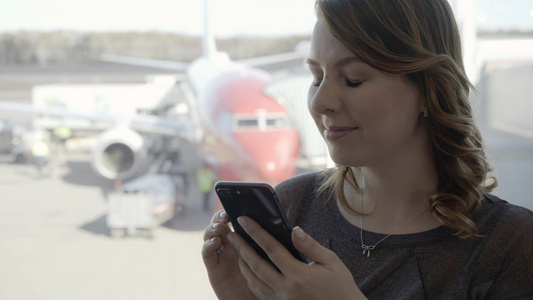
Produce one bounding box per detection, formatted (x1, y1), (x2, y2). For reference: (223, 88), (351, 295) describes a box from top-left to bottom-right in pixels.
(0, 0), (304, 187)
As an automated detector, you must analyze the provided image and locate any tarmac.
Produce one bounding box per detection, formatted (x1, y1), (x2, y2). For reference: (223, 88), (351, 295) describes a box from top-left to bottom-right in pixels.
(0, 143), (219, 300)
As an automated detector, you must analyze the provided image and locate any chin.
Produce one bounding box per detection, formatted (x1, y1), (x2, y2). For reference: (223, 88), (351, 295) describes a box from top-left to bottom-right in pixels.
(329, 152), (363, 168)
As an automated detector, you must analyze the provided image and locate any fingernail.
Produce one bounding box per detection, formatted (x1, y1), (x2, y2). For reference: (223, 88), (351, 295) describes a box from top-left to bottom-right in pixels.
(210, 237), (216, 243)
(212, 223), (220, 229)
(237, 217), (247, 229)
(220, 211), (227, 219)
(227, 233), (235, 244)
(294, 226), (306, 241)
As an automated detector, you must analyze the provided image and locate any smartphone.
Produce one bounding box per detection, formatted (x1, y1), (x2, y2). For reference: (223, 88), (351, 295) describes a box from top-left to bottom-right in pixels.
(214, 181), (306, 266)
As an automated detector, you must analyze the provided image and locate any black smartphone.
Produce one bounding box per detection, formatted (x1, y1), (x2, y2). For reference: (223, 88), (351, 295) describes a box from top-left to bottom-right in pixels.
(214, 181), (306, 266)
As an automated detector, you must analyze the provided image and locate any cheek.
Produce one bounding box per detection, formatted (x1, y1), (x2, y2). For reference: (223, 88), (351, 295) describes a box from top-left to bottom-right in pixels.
(346, 92), (384, 124)
(367, 103), (416, 134)
(388, 95), (421, 127)
(388, 79), (421, 120)
(360, 83), (420, 126)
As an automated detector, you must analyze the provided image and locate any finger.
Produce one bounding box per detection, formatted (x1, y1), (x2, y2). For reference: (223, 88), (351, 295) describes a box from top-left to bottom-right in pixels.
(201, 236), (223, 270)
(210, 209), (229, 224)
(291, 226), (337, 266)
(228, 230), (283, 289)
(202, 221), (231, 242)
(238, 256), (277, 299)
(234, 216), (298, 276)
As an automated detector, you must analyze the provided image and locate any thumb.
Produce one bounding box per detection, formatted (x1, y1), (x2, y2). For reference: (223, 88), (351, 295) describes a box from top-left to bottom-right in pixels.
(291, 226), (335, 264)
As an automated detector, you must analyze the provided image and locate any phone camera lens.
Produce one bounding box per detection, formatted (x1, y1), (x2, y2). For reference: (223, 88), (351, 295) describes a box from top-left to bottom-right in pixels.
(219, 189), (231, 196)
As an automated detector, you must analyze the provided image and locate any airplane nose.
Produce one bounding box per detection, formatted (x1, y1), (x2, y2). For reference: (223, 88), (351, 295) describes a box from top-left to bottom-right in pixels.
(258, 161), (289, 185)
(233, 129), (299, 184)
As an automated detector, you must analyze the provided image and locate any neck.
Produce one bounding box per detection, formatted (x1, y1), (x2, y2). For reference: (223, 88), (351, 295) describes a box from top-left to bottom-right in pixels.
(338, 124), (443, 233)
(340, 150), (441, 233)
(358, 131), (437, 211)
(360, 166), (436, 213)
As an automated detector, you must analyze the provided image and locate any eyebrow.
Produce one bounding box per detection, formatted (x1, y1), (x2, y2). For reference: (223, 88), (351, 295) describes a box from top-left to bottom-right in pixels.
(305, 56), (362, 68)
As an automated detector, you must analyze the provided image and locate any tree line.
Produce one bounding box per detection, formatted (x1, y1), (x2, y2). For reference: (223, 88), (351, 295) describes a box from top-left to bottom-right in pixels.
(0, 31), (310, 66)
(1, 29), (531, 67)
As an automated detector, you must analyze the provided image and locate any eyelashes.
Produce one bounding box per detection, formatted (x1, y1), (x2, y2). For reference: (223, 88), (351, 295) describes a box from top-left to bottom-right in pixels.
(311, 79), (363, 88)
(345, 79), (362, 88)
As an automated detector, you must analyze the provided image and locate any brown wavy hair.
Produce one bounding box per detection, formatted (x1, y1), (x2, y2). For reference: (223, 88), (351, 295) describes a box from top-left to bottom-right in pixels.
(315, 0), (497, 238)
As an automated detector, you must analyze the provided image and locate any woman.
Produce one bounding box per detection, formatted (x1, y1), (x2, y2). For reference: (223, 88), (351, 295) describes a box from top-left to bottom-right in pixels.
(202, 0), (533, 299)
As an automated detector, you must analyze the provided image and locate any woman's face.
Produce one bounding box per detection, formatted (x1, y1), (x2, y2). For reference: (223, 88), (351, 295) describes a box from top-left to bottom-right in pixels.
(307, 20), (426, 168)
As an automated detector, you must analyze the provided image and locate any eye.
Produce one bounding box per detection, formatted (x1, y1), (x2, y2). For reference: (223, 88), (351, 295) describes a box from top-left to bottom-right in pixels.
(345, 79), (363, 88)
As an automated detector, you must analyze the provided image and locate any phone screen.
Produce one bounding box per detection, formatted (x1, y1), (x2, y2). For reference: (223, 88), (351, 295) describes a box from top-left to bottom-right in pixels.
(214, 181), (306, 266)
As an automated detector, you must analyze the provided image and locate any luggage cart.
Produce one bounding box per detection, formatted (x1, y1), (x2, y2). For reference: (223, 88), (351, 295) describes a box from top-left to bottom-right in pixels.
(106, 174), (179, 238)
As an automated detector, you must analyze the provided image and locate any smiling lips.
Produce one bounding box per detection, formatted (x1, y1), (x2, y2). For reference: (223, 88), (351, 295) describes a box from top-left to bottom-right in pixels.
(324, 125), (358, 141)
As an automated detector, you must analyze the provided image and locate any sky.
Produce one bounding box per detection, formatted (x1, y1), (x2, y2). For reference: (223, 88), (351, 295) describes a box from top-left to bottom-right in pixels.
(0, 0), (316, 37)
(0, 0), (531, 37)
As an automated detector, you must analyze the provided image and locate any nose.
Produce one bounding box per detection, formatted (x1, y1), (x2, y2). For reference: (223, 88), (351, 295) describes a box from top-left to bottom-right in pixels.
(308, 78), (340, 115)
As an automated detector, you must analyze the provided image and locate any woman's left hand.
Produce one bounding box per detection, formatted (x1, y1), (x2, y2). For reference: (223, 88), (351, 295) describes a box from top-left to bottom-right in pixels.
(227, 216), (366, 300)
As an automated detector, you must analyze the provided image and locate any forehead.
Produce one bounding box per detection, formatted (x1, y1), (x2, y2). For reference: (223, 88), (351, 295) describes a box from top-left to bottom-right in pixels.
(309, 20), (355, 63)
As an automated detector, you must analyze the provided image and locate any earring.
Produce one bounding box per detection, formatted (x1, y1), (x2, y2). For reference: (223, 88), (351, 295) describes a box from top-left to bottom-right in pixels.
(423, 107), (428, 118)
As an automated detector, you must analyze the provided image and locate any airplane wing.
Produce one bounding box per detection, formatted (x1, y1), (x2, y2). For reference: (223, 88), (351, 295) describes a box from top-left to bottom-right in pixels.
(99, 48), (307, 71)
(235, 51), (306, 68)
(100, 54), (190, 72)
(0, 101), (193, 138)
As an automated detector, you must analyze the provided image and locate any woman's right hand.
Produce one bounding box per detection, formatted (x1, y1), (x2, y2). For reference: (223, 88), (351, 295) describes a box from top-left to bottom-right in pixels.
(202, 209), (258, 300)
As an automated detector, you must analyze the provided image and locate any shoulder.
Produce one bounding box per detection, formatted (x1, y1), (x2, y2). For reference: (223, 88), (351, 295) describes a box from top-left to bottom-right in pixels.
(274, 171), (325, 226)
(480, 193), (533, 235)
(275, 171), (322, 197)
(475, 194), (533, 297)
(477, 193), (533, 266)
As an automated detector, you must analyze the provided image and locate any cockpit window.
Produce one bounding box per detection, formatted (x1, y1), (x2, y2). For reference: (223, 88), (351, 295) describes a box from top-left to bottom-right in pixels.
(236, 119), (259, 128)
(266, 117), (289, 128)
(234, 114), (290, 130)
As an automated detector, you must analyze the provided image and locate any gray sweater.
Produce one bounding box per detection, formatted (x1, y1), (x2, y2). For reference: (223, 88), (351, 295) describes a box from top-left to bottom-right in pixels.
(275, 171), (533, 300)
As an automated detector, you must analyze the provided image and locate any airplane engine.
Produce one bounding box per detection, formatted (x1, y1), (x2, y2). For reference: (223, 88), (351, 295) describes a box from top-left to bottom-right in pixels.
(91, 127), (147, 180)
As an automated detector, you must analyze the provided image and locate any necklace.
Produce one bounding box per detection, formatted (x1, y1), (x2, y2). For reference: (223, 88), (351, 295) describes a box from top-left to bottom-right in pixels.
(359, 191), (428, 258)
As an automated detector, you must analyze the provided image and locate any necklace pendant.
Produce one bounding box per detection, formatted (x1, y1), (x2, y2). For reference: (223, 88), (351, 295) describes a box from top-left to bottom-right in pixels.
(361, 244), (374, 258)
(363, 248), (370, 257)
